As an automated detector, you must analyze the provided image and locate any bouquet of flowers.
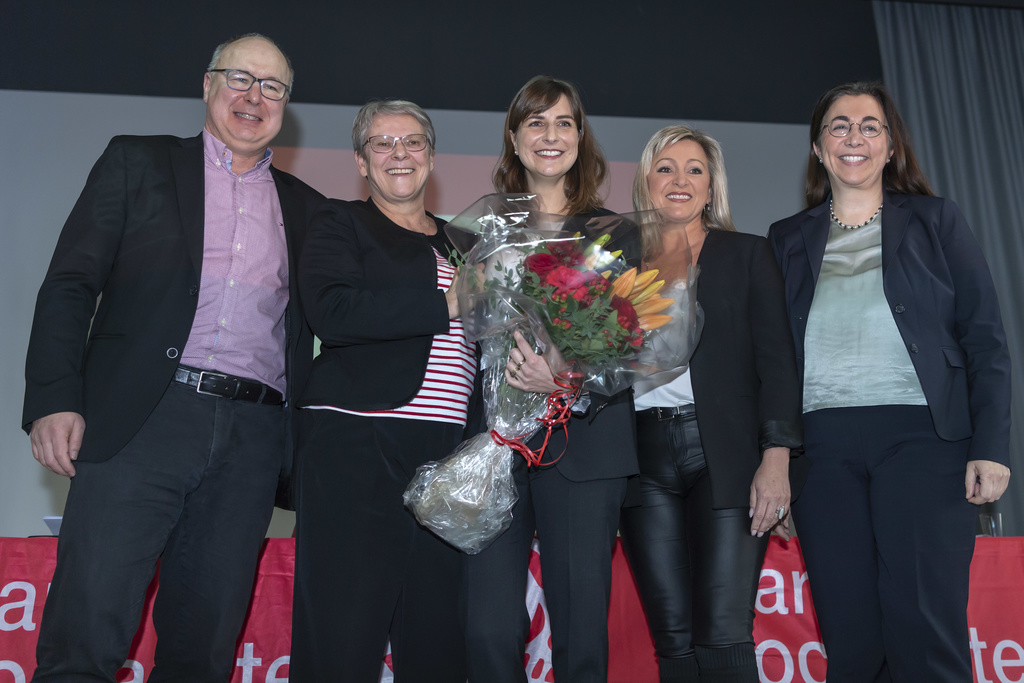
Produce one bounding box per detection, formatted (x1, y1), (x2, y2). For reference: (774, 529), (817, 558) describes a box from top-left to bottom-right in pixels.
(515, 233), (679, 395)
(403, 194), (703, 553)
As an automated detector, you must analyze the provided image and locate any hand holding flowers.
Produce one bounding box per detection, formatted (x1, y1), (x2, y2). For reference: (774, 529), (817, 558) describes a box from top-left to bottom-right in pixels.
(404, 194), (703, 553)
(505, 331), (560, 393)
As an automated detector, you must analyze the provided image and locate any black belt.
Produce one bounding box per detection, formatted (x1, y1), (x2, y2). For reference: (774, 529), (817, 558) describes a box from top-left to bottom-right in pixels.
(174, 365), (283, 406)
(637, 405), (696, 421)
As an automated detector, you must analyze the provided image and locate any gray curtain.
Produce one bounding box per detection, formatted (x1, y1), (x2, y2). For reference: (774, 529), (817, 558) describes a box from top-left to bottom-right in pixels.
(874, 1), (1024, 534)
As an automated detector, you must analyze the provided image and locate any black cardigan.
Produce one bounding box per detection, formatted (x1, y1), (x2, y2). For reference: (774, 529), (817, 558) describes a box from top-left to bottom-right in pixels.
(297, 198), (454, 411)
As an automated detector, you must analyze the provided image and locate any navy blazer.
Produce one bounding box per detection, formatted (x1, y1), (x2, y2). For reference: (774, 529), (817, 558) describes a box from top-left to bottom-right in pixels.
(767, 193), (1011, 466)
(23, 134), (324, 468)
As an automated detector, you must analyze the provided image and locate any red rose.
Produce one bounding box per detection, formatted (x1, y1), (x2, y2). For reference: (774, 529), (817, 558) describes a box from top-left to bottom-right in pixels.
(546, 267), (595, 306)
(611, 295), (640, 332)
(546, 266), (587, 292)
(525, 252), (560, 276)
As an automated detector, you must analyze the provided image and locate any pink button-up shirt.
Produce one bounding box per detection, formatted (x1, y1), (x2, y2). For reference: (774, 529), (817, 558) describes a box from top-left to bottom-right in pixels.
(180, 131), (289, 394)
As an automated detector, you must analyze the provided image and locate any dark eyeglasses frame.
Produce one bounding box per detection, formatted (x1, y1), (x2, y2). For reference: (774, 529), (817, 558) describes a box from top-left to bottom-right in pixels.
(208, 69), (291, 101)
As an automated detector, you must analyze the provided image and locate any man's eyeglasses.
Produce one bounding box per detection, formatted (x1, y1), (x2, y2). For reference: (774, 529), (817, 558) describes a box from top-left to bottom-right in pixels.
(363, 134), (430, 154)
(822, 118), (888, 138)
(208, 69), (290, 101)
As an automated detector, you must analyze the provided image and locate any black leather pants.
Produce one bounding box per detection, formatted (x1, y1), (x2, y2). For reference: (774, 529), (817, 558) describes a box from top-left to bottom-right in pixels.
(620, 410), (767, 681)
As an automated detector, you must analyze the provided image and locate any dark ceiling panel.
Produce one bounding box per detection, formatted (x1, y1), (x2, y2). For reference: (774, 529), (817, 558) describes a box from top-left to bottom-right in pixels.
(3, 0), (886, 124)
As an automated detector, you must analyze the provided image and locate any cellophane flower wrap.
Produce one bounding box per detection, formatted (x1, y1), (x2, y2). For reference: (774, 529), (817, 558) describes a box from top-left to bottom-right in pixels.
(403, 194), (703, 553)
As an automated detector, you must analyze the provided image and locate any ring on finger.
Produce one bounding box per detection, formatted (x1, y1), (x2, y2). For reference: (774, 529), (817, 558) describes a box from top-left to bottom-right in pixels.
(776, 505), (786, 521)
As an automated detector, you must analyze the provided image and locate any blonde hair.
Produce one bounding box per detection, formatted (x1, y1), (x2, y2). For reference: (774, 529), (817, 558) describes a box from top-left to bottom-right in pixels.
(633, 125), (735, 260)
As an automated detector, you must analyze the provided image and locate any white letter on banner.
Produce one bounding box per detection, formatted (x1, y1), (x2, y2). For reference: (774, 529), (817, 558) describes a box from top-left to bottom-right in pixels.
(266, 655), (289, 683)
(756, 639), (794, 683)
(972, 628), (993, 683)
(0, 661), (26, 683)
(798, 641), (826, 683)
(117, 660), (144, 683)
(756, 570), (788, 615)
(993, 640), (1024, 683)
(236, 643), (260, 683)
(0, 582), (37, 631)
(791, 571), (809, 614)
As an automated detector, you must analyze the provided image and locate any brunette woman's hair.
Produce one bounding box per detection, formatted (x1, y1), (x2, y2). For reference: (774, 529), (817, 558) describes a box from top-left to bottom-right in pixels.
(493, 75), (607, 215)
(806, 81), (934, 207)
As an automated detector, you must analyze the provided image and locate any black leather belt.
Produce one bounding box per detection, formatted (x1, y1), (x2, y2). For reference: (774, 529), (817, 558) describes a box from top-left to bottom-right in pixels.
(637, 405), (697, 421)
(174, 365), (283, 406)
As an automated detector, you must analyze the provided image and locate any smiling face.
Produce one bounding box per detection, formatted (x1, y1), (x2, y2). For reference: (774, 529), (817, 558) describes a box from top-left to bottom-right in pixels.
(646, 139), (711, 228)
(203, 37), (290, 173)
(510, 95), (580, 190)
(813, 94), (893, 195)
(355, 113), (434, 209)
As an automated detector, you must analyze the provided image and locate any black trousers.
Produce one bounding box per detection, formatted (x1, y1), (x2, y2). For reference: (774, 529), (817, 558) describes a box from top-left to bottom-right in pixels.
(795, 405), (976, 683)
(463, 452), (628, 683)
(619, 410), (767, 680)
(32, 382), (284, 683)
(289, 410), (466, 683)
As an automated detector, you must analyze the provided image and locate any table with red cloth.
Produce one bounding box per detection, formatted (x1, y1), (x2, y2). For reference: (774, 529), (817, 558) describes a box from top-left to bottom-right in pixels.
(1, 536), (1022, 682)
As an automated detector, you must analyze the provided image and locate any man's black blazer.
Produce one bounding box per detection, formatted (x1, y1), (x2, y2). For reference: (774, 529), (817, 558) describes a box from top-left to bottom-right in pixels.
(23, 134), (324, 471)
(768, 193), (1011, 466)
(686, 230), (804, 509)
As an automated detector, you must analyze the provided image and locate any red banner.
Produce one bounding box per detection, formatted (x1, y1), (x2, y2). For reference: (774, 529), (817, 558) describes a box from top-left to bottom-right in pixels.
(1, 537), (1021, 682)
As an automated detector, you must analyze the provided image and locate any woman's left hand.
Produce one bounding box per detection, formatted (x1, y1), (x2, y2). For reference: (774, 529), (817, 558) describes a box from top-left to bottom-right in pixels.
(965, 459), (1011, 504)
(506, 330), (562, 394)
(750, 447), (791, 539)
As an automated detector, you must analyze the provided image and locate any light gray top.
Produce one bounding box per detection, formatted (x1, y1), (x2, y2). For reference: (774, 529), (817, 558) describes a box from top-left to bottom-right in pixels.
(802, 214), (927, 413)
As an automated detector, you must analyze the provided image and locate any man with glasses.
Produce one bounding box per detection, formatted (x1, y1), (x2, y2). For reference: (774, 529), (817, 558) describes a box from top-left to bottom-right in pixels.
(23, 33), (323, 681)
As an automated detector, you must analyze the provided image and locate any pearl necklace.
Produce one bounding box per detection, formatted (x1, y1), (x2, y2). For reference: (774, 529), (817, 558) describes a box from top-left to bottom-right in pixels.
(830, 200), (882, 230)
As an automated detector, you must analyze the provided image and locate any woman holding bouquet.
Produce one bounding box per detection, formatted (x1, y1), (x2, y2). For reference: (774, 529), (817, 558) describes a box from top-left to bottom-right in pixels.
(289, 100), (474, 682)
(768, 82), (1010, 682)
(619, 125), (804, 683)
(463, 75), (638, 683)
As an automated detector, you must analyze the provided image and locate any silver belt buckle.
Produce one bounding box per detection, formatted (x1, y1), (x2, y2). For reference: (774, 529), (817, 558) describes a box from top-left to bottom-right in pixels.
(657, 406), (685, 420)
(196, 370), (229, 396)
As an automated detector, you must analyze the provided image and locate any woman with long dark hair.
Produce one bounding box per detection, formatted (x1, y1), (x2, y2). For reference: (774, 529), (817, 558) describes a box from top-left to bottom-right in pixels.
(463, 75), (637, 683)
(768, 82), (1011, 682)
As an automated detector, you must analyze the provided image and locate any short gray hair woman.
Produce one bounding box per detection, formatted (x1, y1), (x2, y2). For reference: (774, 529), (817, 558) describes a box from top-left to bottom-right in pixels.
(351, 99), (436, 155)
(290, 98), (472, 681)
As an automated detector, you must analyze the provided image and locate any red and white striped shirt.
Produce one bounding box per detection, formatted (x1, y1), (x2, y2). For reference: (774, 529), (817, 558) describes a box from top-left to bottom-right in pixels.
(310, 248), (476, 426)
